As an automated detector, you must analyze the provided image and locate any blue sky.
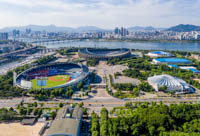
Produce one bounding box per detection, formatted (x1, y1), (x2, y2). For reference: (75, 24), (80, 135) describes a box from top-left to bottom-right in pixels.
(0, 0), (200, 28)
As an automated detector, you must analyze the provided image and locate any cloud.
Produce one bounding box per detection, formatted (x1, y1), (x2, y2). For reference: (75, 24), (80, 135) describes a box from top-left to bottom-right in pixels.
(0, 0), (200, 29)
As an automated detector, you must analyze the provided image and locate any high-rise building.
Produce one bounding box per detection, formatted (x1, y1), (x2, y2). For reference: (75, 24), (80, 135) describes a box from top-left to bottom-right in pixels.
(12, 29), (20, 37)
(121, 27), (124, 36)
(114, 27), (120, 35)
(114, 27), (129, 36)
(26, 28), (31, 34)
(121, 27), (129, 36)
(0, 32), (8, 40)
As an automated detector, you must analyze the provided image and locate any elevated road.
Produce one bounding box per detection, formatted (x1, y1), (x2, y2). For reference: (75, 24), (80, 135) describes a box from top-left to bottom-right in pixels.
(0, 46), (38, 58)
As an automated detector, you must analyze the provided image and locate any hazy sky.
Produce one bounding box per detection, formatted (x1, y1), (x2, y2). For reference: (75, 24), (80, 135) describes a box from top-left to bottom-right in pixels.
(0, 0), (200, 29)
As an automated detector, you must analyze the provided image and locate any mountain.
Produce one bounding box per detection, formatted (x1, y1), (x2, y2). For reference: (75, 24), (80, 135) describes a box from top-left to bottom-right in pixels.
(77, 26), (108, 32)
(0, 25), (74, 32)
(127, 26), (165, 31)
(166, 24), (200, 32)
(0, 25), (109, 32)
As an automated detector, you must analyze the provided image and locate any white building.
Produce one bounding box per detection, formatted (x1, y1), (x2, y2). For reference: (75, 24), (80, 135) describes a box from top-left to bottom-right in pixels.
(147, 51), (174, 58)
(148, 74), (194, 94)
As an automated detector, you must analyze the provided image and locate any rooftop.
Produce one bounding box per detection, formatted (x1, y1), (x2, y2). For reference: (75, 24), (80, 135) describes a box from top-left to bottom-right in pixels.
(148, 74), (193, 93)
(155, 58), (192, 64)
(72, 105), (83, 120)
(45, 118), (80, 136)
(45, 105), (83, 136)
(151, 51), (171, 55)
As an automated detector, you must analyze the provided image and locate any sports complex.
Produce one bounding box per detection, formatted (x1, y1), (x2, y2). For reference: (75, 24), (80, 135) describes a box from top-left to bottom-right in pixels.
(78, 48), (131, 60)
(16, 63), (89, 90)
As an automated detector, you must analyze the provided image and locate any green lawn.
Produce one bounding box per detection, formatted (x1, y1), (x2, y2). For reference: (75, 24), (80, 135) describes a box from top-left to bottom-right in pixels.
(32, 75), (71, 89)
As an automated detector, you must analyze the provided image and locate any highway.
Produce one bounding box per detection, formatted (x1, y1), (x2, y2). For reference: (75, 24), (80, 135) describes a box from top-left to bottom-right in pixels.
(0, 96), (199, 109)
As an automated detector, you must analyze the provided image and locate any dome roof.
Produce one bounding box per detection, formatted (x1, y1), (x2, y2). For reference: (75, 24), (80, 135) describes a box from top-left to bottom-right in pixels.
(148, 74), (190, 91)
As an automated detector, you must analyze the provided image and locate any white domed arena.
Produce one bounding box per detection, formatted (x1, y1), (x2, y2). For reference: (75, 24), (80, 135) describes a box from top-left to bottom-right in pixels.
(148, 74), (195, 94)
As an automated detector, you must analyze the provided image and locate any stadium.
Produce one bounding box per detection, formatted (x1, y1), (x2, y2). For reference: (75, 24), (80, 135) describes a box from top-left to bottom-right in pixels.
(15, 63), (89, 90)
(148, 74), (195, 94)
(78, 48), (131, 60)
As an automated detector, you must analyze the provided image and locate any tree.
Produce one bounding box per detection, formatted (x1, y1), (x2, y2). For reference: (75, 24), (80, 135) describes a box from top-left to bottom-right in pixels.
(132, 87), (140, 96)
(50, 111), (57, 120)
(38, 109), (43, 116)
(9, 107), (14, 112)
(83, 108), (88, 117)
(85, 91), (89, 96)
(0, 108), (17, 121)
(33, 108), (38, 116)
(100, 108), (109, 136)
(91, 112), (100, 136)
(92, 131), (99, 136)
(27, 108), (32, 115)
(33, 102), (38, 107)
(59, 103), (64, 108)
(79, 102), (84, 107)
(88, 85), (92, 92)
(40, 103), (44, 107)
(159, 86), (168, 92)
(77, 82), (83, 90)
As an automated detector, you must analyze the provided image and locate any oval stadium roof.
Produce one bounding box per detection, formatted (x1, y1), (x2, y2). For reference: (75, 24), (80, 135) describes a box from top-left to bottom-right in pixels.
(148, 74), (193, 93)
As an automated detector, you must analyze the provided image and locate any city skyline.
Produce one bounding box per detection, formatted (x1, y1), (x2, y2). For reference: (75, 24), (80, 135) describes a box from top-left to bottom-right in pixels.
(0, 0), (200, 29)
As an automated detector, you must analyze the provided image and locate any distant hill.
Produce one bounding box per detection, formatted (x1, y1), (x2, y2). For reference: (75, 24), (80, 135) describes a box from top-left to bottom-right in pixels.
(0, 25), (109, 32)
(166, 24), (200, 32)
(76, 26), (108, 32)
(128, 26), (165, 31)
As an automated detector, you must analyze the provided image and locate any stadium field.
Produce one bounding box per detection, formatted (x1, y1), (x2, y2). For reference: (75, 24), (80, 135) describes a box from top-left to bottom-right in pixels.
(32, 75), (71, 89)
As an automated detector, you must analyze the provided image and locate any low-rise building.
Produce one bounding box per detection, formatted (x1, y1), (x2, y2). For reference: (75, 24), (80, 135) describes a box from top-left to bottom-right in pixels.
(191, 54), (200, 61)
(147, 51), (174, 58)
(45, 105), (83, 136)
(152, 58), (192, 65)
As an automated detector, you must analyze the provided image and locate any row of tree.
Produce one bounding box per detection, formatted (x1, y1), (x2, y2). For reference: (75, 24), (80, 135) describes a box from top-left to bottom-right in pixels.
(35, 55), (56, 65)
(91, 103), (200, 136)
(57, 47), (79, 55)
(86, 58), (99, 66)
(0, 108), (18, 121)
(0, 71), (24, 97)
(28, 86), (73, 100)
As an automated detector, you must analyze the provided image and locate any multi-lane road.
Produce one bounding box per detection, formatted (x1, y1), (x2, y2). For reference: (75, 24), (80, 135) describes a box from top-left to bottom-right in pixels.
(0, 96), (200, 109)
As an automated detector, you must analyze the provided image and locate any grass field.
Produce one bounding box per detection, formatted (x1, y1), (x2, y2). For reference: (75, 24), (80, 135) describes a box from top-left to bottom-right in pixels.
(32, 75), (71, 89)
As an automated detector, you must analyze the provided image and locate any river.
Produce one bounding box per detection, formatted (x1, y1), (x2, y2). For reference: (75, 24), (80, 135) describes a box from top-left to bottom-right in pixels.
(43, 40), (200, 52)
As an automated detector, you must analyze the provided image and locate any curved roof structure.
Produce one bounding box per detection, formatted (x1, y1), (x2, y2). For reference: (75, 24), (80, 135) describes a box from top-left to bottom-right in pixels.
(78, 48), (131, 59)
(147, 51), (174, 58)
(148, 74), (194, 94)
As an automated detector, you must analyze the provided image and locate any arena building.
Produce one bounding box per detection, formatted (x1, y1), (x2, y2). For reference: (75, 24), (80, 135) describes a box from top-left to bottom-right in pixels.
(147, 51), (174, 58)
(45, 105), (83, 136)
(148, 74), (195, 94)
(16, 62), (89, 90)
(78, 48), (131, 60)
(152, 58), (192, 65)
